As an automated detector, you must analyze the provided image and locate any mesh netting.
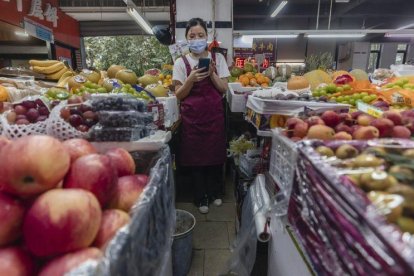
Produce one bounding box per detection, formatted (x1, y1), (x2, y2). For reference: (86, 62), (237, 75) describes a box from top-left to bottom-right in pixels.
(46, 101), (91, 141)
(0, 111), (47, 139)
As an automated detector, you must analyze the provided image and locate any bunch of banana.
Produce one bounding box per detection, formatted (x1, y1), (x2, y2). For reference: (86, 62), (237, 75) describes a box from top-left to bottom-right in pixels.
(56, 71), (75, 87)
(29, 60), (71, 80)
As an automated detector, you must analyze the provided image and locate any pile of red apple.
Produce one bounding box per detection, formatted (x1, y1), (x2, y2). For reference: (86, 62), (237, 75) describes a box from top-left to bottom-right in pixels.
(6, 99), (50, 125)
(283, 109), (414, 141)
(0, 135), (149, 275)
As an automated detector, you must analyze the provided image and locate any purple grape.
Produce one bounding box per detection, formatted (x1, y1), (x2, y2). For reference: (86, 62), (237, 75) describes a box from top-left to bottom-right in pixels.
(69, 114), (84, 128)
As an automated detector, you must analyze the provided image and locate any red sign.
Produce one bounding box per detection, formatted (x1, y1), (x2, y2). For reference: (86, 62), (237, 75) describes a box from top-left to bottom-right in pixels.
(0, 0), (80, 48)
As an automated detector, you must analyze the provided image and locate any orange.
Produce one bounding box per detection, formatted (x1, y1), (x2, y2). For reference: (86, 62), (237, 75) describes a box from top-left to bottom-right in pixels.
(240, 76), (249, 86)
(245, 72), (254, 79)
(0, 85), (9, 102)
(261, 83), (269, 88)
(249, 78), (257, 86)
(264, 77), (271, 84)
(256, 76), (265, 85)
(255, 73), (263, 79)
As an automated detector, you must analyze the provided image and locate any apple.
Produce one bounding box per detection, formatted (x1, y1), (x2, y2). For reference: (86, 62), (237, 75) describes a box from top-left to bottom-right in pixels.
(0, 136), (11, 153)
(305, 116), (325, 127)
(0, 247), (35, 276)
(292, 122), (308, 139)
(26, 108), (39, 123)
(63, 154), (117, 207)
(335, 122), (353, 134)
(321, 110), (341, 128)
(105, 148), (136, 177)
(357, 114), (375, 126)
(306, 125), (335, 140)
(0, 192), (25, 246)
(62, 139), (97, 163)
(0, 136), (70, 198)
(93, 209), (130, 249)
(382, 111), (403, 126)
(371, 118), (394, 138)
(353, 126), (380, 140)
(338, 113), (353, 126)
(23, 189), (102, 257)
(14, 105), (27, 115)
(392, 126), (411, 139)
(39, 248), (102, 276)
(334, 131), (352, 140)
(108, 174), (148, 212)
(285, 117), (304, 130)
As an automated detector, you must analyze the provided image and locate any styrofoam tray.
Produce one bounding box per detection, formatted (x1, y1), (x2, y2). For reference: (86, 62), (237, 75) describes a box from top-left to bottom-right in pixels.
(227, 82), (257, 113)
(91, 130), (172, 152)
(246, 95), (351, 116)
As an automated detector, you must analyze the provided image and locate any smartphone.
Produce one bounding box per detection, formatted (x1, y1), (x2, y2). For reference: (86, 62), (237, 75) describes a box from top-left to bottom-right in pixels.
(198, 58), (210, 72)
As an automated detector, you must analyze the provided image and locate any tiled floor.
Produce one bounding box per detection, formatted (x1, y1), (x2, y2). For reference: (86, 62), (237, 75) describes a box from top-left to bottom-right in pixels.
(175, 176), (236, 276)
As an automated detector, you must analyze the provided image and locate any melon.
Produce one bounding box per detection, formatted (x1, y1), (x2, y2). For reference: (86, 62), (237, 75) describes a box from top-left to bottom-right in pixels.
(230, 67), (243, 78)
(79, 69), (101, 84)
(264, 66), (278, 80)
(115, 69), (138, 85)
(303, 70), (332, 90)
(138, 74), (159, 87)
(243, 63), (254, 73)
(107, 65), (126, 79)
(145, 68), (161, 76)
(145, 84), (168, 97)
(350, 69), (369, 81)
(332, 70), (351, 80)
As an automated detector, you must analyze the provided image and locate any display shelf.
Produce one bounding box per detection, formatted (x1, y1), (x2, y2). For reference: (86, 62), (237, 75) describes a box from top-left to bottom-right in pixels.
(91, 130), (172, 152)
(244, 117), (272, 137)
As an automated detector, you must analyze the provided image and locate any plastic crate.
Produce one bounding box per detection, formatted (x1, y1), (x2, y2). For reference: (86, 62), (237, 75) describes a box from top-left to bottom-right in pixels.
(239, 150), (261, 178)
(269, 128), (298, 193)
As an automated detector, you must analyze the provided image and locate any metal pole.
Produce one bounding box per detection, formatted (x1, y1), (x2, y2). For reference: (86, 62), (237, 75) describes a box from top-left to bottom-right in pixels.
(316, 0), (321, 30)
(328, 0), (333, 30)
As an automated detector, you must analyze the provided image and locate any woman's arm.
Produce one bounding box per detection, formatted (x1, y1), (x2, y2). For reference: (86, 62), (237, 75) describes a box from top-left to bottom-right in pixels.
(210, 71), (228, 94)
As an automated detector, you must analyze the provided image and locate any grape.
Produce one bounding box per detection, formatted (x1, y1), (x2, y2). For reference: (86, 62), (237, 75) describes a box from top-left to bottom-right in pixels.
(83, 111), (97, 120)
(349, 99), (356, 106)
(76, 125), (90, 132)
(60, 107), (71, 120)
(362, 96), (372, 103)
(36, 115), (48, 122)
(21, 100), (36, 109)
(330, 97), (337, 102)
(69, 114), (84, 127)
(14, 105), (27, 115)
(337, 96), (345, 102)
(16, 119), (30, 125)
(342, 101), (349, 105)
(360, 92), (369, 97)
(370, 94), (378, 101)
(7, 111), (17, 123)
(38, 106), (50, 116)
(344, 96), (351, 101)
(26, 108), (39, 123)
(342, 84), (351, 91)
(353, 93), (362, 100)
(336, 87), (344, 92)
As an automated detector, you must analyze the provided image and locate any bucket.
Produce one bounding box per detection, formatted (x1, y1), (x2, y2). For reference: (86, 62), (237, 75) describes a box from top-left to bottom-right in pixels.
(172, 209), (196, 276)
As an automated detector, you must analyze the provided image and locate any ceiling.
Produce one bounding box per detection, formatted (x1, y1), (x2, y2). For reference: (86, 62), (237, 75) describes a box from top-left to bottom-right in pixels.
(57, 0), (414, 37)
(233, 0), (414, 31)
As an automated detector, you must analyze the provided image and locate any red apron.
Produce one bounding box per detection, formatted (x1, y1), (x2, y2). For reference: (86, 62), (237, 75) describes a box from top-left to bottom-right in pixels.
(178, 53), (226, 166)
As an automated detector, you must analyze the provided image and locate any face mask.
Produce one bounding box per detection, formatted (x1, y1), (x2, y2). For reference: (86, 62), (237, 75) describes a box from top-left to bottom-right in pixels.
(188, 39), (207, 54)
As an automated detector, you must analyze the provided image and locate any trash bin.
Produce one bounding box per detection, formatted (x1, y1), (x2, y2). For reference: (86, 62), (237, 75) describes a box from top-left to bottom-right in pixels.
(172, 209), (196, 276)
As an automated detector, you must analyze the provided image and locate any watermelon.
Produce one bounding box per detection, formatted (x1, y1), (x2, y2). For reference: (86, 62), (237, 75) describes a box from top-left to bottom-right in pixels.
(303, 70), (332, 90)
(230, 67), (243, 78)
(145, 68), (161, 76)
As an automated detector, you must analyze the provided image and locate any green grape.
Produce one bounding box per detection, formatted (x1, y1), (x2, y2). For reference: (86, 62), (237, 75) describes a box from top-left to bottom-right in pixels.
(330, 97), (337, 102)
(370, 94), (377, 101)
(360, 92), (369, 97)
(319, 91), (327, 96)
(97, 87), (107, 93)
(353, 93), (362, 100)
(342, 101), (349, 105)
(336, 87), (344, 93)
(344, 95), (351, 101)
(362, 96), (371, 103)
(342, 84), (351, 91)
(337, 96), (345, 102)
(313, 91), (320, 97)
(349, 99), (356, 106)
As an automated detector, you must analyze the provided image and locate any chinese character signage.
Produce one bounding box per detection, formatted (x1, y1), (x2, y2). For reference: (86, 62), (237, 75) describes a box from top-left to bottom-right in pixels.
(27, 0), (58, 27)
(234, 38), (276, 69)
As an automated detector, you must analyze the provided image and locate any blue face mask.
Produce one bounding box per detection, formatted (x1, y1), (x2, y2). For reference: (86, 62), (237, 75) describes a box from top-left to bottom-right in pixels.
(188, 39), (207, 54)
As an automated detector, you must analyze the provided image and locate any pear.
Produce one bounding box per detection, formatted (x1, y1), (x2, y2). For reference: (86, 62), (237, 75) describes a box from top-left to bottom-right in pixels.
(360, 171), (393, 191)
(315, 146), (334, 157)
(353, 154), (384, 168)
(335, 144), (359, 159)
(403, 149), (414, 158)
(367, 191), (404, 223)
(397, 217), (414, 234)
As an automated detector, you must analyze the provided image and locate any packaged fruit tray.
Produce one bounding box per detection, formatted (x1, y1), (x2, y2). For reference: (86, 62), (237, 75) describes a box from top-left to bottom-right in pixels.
(288, 139), (414, 275)
(246, 95), (350, 116)
(97, 111), (153, 128)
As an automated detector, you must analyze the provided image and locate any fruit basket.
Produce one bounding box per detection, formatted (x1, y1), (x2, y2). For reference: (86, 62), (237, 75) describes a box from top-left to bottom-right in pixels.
(288, 139), (414, 275)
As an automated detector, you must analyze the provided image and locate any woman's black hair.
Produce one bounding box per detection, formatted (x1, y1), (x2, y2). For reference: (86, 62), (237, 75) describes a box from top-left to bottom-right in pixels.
(185, 18), (208, 38)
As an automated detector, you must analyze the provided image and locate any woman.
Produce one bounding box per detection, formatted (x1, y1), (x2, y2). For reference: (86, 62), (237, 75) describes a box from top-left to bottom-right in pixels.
(173, 18), (230, 214)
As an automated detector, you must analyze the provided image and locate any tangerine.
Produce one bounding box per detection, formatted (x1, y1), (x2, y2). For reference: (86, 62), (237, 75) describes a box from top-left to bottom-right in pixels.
(249, 78), (257, 86)
(245, 72), (254, 79)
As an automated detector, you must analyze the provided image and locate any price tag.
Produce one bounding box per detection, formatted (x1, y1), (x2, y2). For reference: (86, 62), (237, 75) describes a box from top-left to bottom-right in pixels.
(357, 102), (383, 118)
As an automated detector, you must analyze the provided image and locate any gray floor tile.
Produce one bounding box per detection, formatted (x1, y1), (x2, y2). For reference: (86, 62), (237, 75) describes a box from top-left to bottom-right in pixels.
(204, 249), (232, 276)
(206, 203), (235, 222)
(193, 221), (229, 249)
(187, 249), (204, 276)
(175, 202), (207, 222)
(227, 221), (236, 246)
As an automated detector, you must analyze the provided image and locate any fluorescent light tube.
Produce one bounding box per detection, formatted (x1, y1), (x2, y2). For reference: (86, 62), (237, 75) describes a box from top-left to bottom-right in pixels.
(243, 34), (297, 39)
(396, 23), (414, 31)
(270, 1), (288, 18)
(15, 31), (29, 37)
(306, 34), (366, 38)
(127, 7), (153, 35)
(384, 33), (414, 38)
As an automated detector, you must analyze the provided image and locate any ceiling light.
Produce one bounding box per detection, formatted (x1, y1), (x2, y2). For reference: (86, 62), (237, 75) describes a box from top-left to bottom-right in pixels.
(396, 23), (414, 31)
(243, 34), (298, 39)
(14, 31), (29, 37)
(126, 7), (153, 35)
(384, 33), (414, 38)
(335, 0), (350, 2)
(306, 33), (366, 38)
(270, 1), (288, 18)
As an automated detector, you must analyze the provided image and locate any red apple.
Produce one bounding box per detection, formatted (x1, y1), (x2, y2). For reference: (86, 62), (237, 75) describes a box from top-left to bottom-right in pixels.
(338, 113), (353, 126)
(353, 126), (380, 140)
(371, 118), (394, 138)
(62, 139), (97, 163)
(290, 137), (302, 142)
(305, 116), (325, 127)
(105, 148), (136, 177)
(0, 247), (35, 276)
(93, 209), (130, 249)
(321, 110), (341, 128)
(0, 135), (11, 153)
(0, 192), (25, 246)
(14, 105), (27, 115)
(306, 125), (336, 140)
(63, 154), (117, 207)
(0, 136), (70, 198)
(392, 126), (411, 139)
(108, 174), (148, 212)
(39, 247), (102, 276)
(382, 111), (403, 126)
(285, 117), (304, 130)
(23, 189), (102, 257)
(351, 111), (363, 120)
(335, 123), (353, 134)
(292, 122), (309, 139)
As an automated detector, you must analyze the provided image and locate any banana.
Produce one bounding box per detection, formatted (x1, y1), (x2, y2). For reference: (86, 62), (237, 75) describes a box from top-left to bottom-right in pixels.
(29, 59), (60, 67)
(46, 67), (68, 80)
(57, 70), (74, 82)
(33, 62), (65, 74)
(56, 74), (74, 87)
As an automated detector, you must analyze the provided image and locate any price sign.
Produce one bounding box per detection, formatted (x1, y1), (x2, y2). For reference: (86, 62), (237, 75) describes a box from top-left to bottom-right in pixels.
(357, 102), (383, 118)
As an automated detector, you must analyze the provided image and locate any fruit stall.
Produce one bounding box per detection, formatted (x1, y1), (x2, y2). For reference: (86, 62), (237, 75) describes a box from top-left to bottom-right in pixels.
(225, 63), (414, 275)
(0, 60), (178, 275)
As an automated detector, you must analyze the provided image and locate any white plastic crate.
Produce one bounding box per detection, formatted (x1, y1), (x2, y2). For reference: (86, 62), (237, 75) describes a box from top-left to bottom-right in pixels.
(239, 149), (262, 177)
(269, 128), (298, 192)
(227, 82), (256, 113)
